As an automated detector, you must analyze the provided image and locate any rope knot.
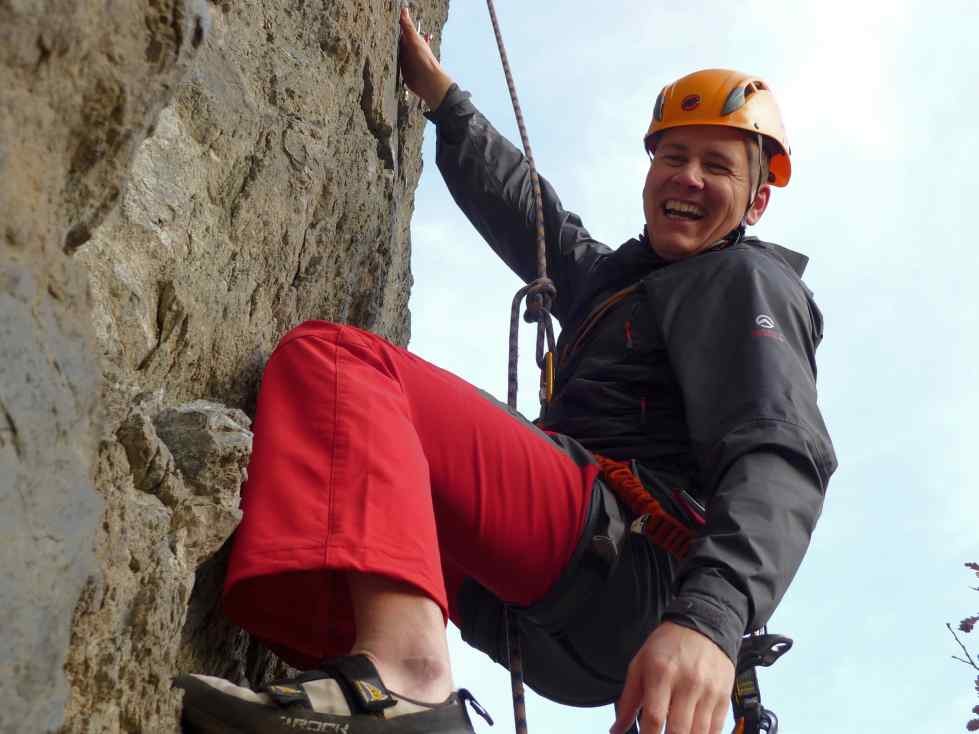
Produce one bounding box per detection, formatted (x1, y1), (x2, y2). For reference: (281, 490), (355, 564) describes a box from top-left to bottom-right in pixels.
(522, 277), (556, 323)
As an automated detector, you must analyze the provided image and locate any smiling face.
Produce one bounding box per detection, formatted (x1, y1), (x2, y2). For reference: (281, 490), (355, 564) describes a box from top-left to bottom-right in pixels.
(643, 125), (771, 260)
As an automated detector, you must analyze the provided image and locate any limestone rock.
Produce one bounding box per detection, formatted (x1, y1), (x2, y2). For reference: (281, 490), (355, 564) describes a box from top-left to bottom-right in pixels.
(62, 399), (252, 732)
(2, 0), (449, 731)
(155, 401), (251, 495)
(1, 1), (208, 732)
(79, 0), (447, 425)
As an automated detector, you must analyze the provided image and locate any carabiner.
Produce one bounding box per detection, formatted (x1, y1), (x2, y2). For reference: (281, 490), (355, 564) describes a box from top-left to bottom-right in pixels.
(543, 350), (555, 403)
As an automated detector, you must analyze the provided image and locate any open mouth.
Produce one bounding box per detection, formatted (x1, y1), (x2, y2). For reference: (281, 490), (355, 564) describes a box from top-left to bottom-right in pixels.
(662, 199), (705, 221)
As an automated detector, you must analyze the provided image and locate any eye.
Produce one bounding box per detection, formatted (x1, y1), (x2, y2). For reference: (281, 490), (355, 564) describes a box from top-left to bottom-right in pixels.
(705, 162), (731, 174)
(660, 154), (685, 166)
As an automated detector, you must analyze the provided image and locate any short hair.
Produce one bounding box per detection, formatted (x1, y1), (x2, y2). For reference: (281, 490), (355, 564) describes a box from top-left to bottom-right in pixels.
(745, 134), (775, 189)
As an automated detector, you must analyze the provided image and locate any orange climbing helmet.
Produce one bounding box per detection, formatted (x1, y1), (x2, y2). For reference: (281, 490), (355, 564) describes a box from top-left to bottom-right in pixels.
(645, 68), (792, 187)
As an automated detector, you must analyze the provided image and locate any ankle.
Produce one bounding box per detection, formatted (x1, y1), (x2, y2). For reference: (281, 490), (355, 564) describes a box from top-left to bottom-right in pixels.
(347, 573), (453, 701)
(353, 648), (453, 703)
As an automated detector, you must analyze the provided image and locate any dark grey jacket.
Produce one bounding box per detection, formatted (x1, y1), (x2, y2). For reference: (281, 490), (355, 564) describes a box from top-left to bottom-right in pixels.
(427, 85), (836, 685)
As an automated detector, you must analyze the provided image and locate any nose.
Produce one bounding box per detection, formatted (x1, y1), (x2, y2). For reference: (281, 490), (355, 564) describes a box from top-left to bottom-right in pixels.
(671, 161), (704, 190)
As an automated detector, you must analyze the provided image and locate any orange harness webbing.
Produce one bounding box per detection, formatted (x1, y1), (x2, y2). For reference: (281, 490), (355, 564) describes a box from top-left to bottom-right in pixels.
(558, 284), (639, 369)
(593, 455), (694, 560)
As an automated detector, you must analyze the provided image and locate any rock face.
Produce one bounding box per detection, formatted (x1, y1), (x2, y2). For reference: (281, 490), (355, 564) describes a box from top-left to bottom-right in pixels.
(63, 399), (254, 732)
(0, 0), (448, 731)
(1, 2), (208, 732)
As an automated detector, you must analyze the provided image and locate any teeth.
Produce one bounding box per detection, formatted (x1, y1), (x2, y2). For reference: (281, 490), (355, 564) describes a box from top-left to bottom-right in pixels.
(663, 200), (705, 219)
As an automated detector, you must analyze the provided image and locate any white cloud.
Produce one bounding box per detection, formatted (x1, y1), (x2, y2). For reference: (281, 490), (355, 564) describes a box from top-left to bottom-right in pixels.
(743, 0), (914, 154)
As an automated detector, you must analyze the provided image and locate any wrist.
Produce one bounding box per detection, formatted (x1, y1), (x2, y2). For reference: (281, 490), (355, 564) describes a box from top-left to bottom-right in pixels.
(423, 72), (454, 111)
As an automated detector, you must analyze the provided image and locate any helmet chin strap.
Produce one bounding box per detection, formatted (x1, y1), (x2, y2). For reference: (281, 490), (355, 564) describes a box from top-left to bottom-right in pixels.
(731, 133), (767, 242)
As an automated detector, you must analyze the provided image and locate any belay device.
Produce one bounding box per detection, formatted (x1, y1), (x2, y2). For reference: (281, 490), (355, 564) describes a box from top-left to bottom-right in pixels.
(732, 632), (793, 733)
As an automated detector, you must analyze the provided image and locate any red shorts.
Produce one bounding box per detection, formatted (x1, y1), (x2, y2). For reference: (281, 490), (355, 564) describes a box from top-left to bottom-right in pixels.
(223, 321), (599, 668)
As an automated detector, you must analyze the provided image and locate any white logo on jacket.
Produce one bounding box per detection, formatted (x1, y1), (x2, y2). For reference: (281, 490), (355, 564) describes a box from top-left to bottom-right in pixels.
(755, 314), (776, 329)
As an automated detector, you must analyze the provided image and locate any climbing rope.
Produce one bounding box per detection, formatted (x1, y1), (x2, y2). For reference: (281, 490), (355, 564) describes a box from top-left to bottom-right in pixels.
(484, 1), (557, 732)
(484, 0), (558, 413)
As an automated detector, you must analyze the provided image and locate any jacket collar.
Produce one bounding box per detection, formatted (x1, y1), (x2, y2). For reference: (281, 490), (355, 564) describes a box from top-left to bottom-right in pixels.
(744, 237), (809, 276)
(635, 230), (810, 278)
(771, 243), (809, 277)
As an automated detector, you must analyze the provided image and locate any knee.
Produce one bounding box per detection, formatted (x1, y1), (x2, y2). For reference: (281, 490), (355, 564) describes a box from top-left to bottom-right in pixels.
(274, 320), (391, 361)
(277, 319), (342, 347)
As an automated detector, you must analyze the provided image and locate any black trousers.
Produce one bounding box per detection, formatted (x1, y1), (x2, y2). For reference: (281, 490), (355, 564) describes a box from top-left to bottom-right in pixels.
(456, 474), (678, 707)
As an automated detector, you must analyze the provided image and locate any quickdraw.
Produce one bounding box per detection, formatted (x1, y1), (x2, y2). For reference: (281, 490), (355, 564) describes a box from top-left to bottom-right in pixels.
(732, 633), (794, 734)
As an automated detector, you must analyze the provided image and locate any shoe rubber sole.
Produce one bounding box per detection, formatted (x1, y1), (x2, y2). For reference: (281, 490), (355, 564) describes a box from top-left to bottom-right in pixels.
(175, 675), (475, 734)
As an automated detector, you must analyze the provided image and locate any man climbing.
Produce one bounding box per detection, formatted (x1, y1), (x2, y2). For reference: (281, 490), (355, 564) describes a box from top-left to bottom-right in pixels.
(175, 7), (836, 734)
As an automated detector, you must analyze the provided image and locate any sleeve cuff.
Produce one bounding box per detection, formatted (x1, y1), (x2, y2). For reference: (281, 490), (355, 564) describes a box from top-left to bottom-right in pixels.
(423, 84), (476, 141)
(661, 587), (749, 664)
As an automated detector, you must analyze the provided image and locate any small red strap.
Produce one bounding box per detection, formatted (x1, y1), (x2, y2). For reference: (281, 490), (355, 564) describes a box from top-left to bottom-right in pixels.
(594, 455), (694, 560)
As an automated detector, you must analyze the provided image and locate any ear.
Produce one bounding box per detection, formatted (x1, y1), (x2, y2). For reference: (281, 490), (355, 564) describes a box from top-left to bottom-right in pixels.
(745, 184), (771, 226)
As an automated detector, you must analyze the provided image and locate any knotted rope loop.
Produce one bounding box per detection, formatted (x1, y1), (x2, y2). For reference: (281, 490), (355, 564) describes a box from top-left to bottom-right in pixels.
(521, 276), (556, 324)
(507, 282), (558, 408)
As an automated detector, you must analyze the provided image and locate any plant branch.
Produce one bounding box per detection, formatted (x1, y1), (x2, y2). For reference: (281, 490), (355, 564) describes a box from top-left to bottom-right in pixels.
(947, 623), (979, 671)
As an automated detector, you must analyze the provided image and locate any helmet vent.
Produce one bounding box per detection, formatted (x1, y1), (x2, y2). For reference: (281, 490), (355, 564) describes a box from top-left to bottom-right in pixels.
(721, 85), (746, 116)
(653, 90), (665, 122)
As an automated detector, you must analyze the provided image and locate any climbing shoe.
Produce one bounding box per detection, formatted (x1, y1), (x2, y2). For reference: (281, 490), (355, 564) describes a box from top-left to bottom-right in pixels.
(174, 654), (492, 733)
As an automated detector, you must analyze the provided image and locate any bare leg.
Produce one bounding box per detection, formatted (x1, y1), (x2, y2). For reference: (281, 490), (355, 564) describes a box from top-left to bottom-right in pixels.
(175, 572), (469, 731)
(348, 573), (454, 703)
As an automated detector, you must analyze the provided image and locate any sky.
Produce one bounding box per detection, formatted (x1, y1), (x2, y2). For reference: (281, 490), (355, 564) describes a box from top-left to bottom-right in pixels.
(407, 1), (979, 731)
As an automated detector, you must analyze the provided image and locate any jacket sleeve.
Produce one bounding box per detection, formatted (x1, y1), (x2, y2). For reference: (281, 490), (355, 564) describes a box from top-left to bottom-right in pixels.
(645, 248), (837, 663)
(425, 85), (610, 323)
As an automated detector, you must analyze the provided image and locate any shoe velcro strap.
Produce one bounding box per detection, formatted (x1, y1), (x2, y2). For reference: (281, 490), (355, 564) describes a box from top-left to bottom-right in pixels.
(263, 681), (313, 708)
(322, 655), (397, 714)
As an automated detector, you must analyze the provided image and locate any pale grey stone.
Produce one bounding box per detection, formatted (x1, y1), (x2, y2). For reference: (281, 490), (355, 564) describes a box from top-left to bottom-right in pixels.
(2, 0), (449, 731)
(1, 0), (210, 729)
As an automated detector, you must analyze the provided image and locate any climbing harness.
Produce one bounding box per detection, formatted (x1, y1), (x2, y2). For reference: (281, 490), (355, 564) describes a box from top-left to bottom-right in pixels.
(483, 1), (555, 733)
(558, 286), (639, 371)
(594, 458), (793, 734)
(593, 456), (698, 558)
